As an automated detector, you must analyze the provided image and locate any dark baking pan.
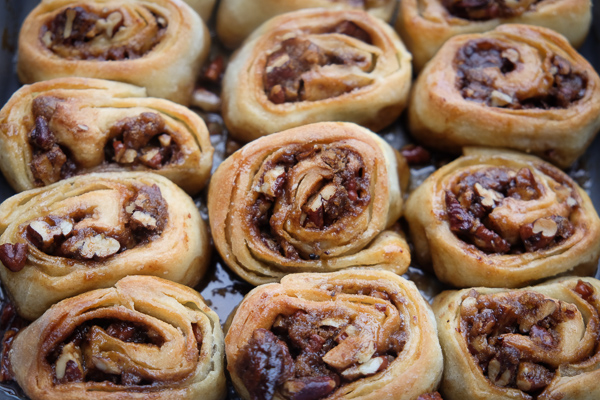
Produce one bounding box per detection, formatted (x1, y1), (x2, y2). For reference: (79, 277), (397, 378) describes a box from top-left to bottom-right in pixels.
(0, 0), (599, 399)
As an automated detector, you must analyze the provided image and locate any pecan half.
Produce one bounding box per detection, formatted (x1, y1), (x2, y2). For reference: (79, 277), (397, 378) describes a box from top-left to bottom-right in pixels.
(0, 243), (28, 272)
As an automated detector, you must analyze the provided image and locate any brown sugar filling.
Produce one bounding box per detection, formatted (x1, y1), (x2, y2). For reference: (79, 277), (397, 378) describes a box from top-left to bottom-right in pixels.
(18, 184), (167, 262)
(104, 112), (182, 170)
(45, 318), (202, 386)
(455, 40), (588, 109)
(28, 96), (181, 186)
(40, 6), (167, 60)
(250, 145), (370, 260)
(443, 0), (541, 21)
(263, 21), (374, 104)
(236, 287), (406, 400)
(445, 166), (578, 254)
(460, 281), (598, 396)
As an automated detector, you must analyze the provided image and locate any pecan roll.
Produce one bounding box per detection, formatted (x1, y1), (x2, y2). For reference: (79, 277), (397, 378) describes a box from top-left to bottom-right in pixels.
(396, 0), (591, 70)
(17, 0), (210, 105)
(226, 270), (443, 400)
(404, 148), (600, 288)
(408, 25), (600, 168)
(433, 277), (600, 400)
(0, 172), (209, 320)
(208, 122), (410, 285)
(221, 9), (412, 142)
(216, 0), (396, 49)
(0, 78), (213, 195)
(9, 276), (225, 400)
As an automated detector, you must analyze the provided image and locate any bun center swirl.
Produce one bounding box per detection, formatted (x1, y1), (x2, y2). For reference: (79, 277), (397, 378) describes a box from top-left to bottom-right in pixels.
(455, 39), (588, 109)
(236, 285), (406, 400)
(264, 21), (378, 104)
(18, 184), (167, 262)
(443, 0), (541, 21)
(40, 4), (167, 60)
(445, 165), (579, 254)
(28, 96), (182, 186)
(251, 144), (370, 260)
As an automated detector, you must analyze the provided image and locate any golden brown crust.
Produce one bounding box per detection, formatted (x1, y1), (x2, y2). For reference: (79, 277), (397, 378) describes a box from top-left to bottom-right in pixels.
(9, 275), (226, 400)
(0, 78), (213, 195)
(17, 0), (210, 105)
(396, 0), (591, 71)
(0, 172), (210, 320)
(208, 122), (410, 286)
(221, 9), (412, 142)
(407, 25), (600, 168)
(216, 0), (396, 49)
(404, 147), (600, 288)
(433, 277), (600, 400)
(226, 270), (443, 400)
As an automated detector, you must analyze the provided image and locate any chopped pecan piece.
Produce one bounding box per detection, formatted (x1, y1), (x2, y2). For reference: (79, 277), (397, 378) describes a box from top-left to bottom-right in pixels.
(574, 280), (595, 300)
(257, 166), (287, 198)
(0, 243), (28, 272)
(127, 184), (168, 235)
(29, 116), (55, 151)
(106, 113), (178, 169)
(401, 145), (431, 165)
(236, 329), (295, 400)
(340, 356), (388, 380)
(30, 145), (69, 186)
(516, 362), (553, 392)
(203, 56), (225, 83)
(55, 342), (84, 383)
(282, 376), (338, 400)
(59, 229), (121, 260)
(446, 190), (474, 233)
(0, 329), (18, 382)
(507, 168), (538, 200)
(520, 216), (573, 252)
